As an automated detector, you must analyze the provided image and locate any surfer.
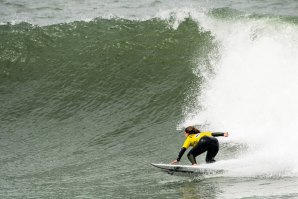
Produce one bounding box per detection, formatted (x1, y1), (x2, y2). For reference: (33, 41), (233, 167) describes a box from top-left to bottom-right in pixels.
(171, 126), (229, 165)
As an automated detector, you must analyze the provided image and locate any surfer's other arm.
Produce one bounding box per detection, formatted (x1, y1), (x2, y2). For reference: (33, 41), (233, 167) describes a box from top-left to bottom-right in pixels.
(212, 132), (229, 137)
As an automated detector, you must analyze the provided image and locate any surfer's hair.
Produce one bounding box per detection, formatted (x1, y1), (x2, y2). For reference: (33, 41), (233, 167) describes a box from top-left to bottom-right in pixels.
(185, 126), (200, 134)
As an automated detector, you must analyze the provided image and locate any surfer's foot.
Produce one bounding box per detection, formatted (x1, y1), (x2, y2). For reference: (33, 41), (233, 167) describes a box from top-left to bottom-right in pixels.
(206, 159), (216, 164)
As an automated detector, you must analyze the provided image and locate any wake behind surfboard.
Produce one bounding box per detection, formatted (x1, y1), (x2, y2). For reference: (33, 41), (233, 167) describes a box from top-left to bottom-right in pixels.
(151, 163), (224, 176)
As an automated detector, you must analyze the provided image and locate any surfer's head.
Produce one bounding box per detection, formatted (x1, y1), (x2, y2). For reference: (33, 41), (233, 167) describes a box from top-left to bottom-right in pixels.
(184, 126), (200, 136)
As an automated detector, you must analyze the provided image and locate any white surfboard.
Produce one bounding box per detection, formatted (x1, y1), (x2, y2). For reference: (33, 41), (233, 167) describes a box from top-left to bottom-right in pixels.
(151, 163), (224, 175)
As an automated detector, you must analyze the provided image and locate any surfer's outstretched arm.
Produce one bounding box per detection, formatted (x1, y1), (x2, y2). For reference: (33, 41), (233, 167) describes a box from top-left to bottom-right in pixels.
(171, 147), (186, 164)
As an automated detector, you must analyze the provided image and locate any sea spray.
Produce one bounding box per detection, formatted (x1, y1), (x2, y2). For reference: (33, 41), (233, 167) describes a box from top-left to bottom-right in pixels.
(173, 9), (298, 176)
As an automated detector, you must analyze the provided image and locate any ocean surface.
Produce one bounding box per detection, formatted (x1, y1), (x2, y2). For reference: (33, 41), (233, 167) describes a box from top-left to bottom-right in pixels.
(1, 0), (298, 198)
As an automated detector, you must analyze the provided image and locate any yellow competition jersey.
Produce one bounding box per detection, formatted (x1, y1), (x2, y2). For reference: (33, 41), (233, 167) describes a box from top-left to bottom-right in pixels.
(182, 132), (212, 149)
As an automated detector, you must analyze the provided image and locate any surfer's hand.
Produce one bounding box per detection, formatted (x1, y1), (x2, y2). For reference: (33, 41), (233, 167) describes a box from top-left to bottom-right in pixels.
(224, 132), (229, 137)
(171, 160), (178, 164)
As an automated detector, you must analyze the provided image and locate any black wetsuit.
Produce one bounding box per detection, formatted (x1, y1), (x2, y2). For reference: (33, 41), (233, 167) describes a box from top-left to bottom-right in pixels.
(187, 136), (219, 164)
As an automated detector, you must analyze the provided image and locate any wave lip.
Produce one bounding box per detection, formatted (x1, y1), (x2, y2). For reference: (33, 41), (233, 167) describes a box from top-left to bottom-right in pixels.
(2, 0), (298, 26)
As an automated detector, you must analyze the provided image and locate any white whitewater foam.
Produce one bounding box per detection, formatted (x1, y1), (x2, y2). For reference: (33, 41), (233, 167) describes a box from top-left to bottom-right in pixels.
(164, 8), (298, 177)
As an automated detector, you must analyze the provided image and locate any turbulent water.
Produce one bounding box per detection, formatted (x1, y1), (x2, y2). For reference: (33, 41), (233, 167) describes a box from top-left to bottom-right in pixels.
(1, 1), (298, 198)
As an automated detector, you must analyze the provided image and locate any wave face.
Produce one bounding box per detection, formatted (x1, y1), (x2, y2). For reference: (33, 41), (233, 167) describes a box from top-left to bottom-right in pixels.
(0, 17), (216, 198)
(0, 18), (215, 122)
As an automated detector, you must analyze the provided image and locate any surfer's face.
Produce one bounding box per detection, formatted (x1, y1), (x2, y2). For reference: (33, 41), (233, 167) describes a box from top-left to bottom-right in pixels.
(184, 132), (189, 138)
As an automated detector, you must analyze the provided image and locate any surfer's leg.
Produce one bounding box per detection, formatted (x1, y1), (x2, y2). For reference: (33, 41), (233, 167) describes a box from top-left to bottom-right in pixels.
(206, 137), (219, 163)
(187, 153), (197, 164)
(187, 137), (209, 164)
